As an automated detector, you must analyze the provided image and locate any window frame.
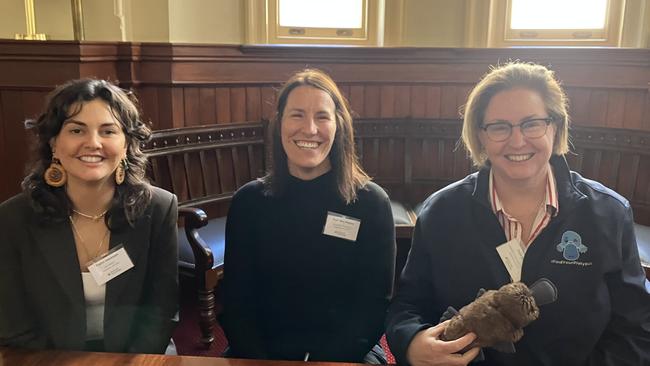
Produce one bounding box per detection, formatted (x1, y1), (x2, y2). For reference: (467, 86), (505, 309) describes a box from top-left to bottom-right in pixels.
(266, 0), (380, 45)
(489, 0), (625, 47)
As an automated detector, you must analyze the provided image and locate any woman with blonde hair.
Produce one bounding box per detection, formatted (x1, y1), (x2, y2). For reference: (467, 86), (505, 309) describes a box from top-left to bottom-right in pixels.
(387, 62), (650, 365)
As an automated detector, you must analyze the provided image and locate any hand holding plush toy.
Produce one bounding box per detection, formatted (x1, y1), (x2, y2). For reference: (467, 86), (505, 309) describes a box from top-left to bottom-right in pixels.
(439, 278), (558, 354)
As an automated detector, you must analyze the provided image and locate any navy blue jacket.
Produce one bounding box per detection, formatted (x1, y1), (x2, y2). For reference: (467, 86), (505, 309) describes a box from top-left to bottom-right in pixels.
(386, 155), (650, 366)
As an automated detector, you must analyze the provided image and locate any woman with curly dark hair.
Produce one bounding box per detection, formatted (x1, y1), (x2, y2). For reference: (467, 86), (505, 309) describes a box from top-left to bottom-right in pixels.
(0, 79), (178, 354)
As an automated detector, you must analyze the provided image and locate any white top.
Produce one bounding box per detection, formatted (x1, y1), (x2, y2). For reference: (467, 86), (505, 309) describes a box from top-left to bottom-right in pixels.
(81, 272), (106, 341)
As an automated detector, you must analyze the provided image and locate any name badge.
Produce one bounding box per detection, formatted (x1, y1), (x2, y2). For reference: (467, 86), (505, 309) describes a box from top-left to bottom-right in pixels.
(323, 211), (361, 242)
(87, 244), (134, 286)
(496, 238), (525, 282)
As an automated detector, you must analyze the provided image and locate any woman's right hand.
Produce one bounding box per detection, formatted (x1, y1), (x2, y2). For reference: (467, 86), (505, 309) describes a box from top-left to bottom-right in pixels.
(406, 321), (480, 366)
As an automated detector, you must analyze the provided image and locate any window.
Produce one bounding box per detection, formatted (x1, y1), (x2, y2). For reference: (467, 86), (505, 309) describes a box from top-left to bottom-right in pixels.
(265, 0), (380, 45)
(489, 0), (624, 46)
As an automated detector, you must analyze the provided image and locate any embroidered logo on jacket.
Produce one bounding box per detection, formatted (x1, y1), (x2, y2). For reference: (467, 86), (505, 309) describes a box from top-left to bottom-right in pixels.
(556, 230), (588, 261)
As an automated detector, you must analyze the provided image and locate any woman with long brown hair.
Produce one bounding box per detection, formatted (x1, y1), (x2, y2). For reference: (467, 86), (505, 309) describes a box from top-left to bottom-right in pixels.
(221, 69), (396, 363)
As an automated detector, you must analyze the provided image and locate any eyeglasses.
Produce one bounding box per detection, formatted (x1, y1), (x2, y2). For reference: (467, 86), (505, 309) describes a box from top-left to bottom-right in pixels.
(480, 117), (554, 142)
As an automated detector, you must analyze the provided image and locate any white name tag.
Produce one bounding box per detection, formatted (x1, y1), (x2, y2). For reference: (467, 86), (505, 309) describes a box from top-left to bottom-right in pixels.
(323, 211), (361, 242)
(87, 245), (134, 286)
(496, 238), (525, 282)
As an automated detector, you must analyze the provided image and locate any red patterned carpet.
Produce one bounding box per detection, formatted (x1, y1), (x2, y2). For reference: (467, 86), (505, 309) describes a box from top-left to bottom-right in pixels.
(173, 278), (395, 363)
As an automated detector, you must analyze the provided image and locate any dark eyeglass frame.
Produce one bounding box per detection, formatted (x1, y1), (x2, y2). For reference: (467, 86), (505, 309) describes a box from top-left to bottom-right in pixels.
(480, 117), (554, 142)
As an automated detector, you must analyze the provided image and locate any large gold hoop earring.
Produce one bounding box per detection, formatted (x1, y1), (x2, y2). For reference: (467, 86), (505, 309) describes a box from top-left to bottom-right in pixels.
(115, 159), (127, 185)
(44, 158), (67, 187)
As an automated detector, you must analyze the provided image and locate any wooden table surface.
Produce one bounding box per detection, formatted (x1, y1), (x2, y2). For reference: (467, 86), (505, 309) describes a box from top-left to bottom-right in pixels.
(0, 348), (367, 366)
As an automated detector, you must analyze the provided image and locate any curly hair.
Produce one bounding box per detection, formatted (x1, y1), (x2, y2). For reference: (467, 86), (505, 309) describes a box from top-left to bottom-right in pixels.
(263, 69), (369, 204)
(22, 78), (152, 228)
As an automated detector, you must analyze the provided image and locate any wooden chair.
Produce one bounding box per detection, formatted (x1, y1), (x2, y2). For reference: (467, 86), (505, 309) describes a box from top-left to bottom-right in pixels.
(144, 122), (267, 347)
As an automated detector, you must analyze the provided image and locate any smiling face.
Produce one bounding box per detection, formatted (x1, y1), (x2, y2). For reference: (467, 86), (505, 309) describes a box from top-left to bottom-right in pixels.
(479, 87), (556, 187)
(51, 98), (127, 188)
(280, 85), (337, 180)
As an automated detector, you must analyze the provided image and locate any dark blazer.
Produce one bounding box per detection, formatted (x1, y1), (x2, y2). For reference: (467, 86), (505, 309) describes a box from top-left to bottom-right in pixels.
(0, 186), (178, 354)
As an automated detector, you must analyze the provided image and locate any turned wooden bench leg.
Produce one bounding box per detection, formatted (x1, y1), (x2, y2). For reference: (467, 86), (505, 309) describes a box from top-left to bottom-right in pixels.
(197, 268), (223, 348)
(198, 286), (216, 347)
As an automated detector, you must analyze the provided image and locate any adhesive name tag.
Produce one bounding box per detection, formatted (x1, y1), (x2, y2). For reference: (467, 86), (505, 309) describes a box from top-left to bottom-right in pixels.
(496, 238), (525, 282)
(323, 211), (361, 242)
(88, 245), (134, 286)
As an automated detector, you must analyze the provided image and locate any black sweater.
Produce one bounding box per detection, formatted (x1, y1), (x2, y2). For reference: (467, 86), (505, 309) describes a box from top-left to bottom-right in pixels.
(221, 172), (396, 362)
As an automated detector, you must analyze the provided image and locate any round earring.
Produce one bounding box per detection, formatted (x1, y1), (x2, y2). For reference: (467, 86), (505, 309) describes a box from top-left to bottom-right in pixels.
(115, 159), (127, 185)
(44, 158), (67, 187)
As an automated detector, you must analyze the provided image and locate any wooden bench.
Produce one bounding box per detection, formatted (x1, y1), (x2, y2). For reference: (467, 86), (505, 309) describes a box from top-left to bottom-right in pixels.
(144, 118), (650, 347)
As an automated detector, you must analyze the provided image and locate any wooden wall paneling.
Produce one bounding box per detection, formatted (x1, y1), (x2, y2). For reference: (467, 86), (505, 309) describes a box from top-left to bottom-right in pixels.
(199, 87), (217, 124)
(425, 86), (441, 118)
(597, 150), (621, 190)
(634, 157), (650, 204)
(456, 85), (472, 114)
(21, 91), (46, 121)
(394, 86), (410, 118)
(171, 88), (185, 128)
(136, 87), (160, 128)
(215, 148), (236, 193)
(1, 91), (27, 200)
(440, 86), (458, 119)
(452, 140), (471, 180)
(198, 150), (220, 195)
(150, 157), (173, 192)
(644, 92), (650, 131)
(216, 88), (232, 123)
(580, 149), (603, 181)
(183, 151), (206, 200)
(339, 85), (350, 104)
(350, 85), (364, 117)
(429, 139), (442, 180)
(410, 86), (427, 118)
(380, 86), (395, 118)
(361, 138), (379, 177)
(440, 139), (455, 178)
(623, 90), (645, 130)
(156, 87), (174, 129)
(363, 86), (380, 118)
(0, 93), (7, 199)
(246, 145), (257, 179)
(232, 146), (252, 188)
(261, 87), (277, 121)
(425, 138), (438, 180)
(616, 153), (640, 201)
(605, 90), (626, 129)
(183, 87), (200, 127)
(168, 154), (189, 201)
(565, 88), (591, 125)
(587, 90), (608, 127)
(245, 87), (262, 122)
(377, 137), (395, 178)
(230, 88), (246, 122)
(410, 139), (426, 179)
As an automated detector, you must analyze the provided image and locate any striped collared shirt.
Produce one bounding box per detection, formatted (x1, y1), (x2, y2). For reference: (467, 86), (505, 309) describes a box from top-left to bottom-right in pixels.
(488, 166), (559, 250)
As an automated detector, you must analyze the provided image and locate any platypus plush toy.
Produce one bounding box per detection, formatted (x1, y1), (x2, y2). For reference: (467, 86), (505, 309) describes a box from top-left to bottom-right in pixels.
(439, 278), (558, 354)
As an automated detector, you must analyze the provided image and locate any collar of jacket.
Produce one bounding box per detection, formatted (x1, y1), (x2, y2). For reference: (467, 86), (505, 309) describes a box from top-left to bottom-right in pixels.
(471, 155), (587, 219)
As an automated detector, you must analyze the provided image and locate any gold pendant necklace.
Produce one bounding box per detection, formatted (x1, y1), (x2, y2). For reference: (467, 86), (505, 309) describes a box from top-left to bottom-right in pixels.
(69, 216), (109, 264)
(71, 208), (108, 221)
